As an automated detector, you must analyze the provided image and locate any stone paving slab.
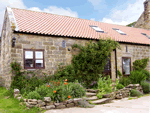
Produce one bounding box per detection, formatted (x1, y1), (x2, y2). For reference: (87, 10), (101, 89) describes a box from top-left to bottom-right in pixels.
(44, 96), (150, 113)
(91, 98), (112, 104)
(85, 92), (97, 97)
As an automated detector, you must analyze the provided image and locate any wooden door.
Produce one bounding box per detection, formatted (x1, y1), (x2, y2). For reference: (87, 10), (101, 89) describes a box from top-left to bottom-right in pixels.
(103, 56), (111, 78)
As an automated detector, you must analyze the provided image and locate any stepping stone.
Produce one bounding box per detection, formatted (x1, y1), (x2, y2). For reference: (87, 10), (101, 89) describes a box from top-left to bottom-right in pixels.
(86, 89), (99, 93)
(86, 92), (97, 97)
(83, 96), (98, 101)
(91, 98), (112, 104)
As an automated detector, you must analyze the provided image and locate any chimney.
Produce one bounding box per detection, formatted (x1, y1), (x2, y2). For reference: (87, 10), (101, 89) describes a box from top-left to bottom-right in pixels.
(144, 0), (150, 29)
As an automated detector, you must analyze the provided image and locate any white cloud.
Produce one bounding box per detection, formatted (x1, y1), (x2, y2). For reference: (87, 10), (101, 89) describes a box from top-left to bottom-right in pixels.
(88, 0), (102, 6)
(0, 0), (26, 35)
(29, 6), (78, 18)
(101, 0), (145, 25)
(0, 0), (78, 35)
(90, 18), (95, 21)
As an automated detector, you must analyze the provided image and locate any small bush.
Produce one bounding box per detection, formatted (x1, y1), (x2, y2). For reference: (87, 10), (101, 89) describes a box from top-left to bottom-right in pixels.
(140, 81), (150, 94)
(130, 89), (143, 97)
(129, 70), (147, 84)
(133, 58), (149, 71)
(35, 84), (49, 99)
(27, 91), (41, 100)
(116, 83), (124, 89)
(117, 70), (123, 77)
(119, 77), (131, 87)
(141, 70), (150, 81)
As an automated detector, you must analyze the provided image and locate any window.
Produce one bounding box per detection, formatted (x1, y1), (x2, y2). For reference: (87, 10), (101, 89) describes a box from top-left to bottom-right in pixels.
(122, 57), (131, 75)
(90, 25), (104, 33)
(24, 49), (44, 69)
(141, 33), (150, 39)
(113, 28), (126, 35)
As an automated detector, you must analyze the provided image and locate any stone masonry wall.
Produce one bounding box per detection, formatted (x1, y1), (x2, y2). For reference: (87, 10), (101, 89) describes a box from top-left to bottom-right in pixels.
(10, 33), (117, 81)
(0, 10), (13, 88)
(117, 43), (150, 75)
(134, 0), (150, 30)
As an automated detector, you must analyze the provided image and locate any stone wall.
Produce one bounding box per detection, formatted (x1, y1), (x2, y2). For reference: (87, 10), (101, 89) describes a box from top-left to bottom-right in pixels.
(0, 10), (13, 88)
(117, 43), (150, 75)
(1, 30), (150, 87)
(134, 0), (150, 30)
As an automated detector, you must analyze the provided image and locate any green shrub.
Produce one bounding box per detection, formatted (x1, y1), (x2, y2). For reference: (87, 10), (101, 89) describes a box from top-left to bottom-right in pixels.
(69, 80), (86, 98)
(119, 77), (131, 87)
(97, 75), (113, 99)
(116, 83), (124, 89)
(35, 84), (49, 99)
(27, 91), (41, 100)
(54, 39), (120, 88)
(129, 70), (147, 84)
(140, 81), (150, 94)
(117, 70), (123, 77)
(141, 70), (150, 81)
(133, 58), (149, 71)
(130, 89), (143, 97)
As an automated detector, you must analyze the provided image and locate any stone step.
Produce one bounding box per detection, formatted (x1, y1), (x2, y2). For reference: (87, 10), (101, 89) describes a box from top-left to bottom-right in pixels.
(85, 92), (97, 97)
(83, 96), (98, 101)
(86, 89), (99, 93)
(91, 98), (112, 104)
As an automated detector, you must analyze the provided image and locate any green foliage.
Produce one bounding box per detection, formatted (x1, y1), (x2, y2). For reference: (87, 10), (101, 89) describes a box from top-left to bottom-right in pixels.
(133, 58), (149, 71)
(28, 79), (86, 103)
(141, 70), (150, 81)
(140, 81), (150, 94)
(97, 74), (113, 99)
(35, 84), (49, 99)
(126, 21), (136, 27)
(129, 70), (147, 84)
(119, 77), (131, 87)
(116, 83), (124, 90)
(10, 61), (26, 91)
(117, 70), (123, 77)
(55, 39), (120, 87)
(10, 61), (54, 96)
(27, 91), (41, 100)
(130, 89), (143, 97)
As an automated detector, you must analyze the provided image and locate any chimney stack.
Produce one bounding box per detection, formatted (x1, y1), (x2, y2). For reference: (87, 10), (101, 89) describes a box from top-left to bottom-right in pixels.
(143, 0), (150, 29)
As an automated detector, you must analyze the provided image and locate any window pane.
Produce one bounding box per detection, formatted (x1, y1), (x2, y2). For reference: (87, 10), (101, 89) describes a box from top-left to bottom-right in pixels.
(25, 51), (33, 59)
(25, 59), (34, 67)
(123, 58), (130, 75)
(36, 60), (43, 67)
(35, 51), (43, 59)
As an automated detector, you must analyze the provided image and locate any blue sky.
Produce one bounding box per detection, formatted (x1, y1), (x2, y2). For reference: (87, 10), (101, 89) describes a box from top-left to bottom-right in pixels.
(0, 0), (145, 33)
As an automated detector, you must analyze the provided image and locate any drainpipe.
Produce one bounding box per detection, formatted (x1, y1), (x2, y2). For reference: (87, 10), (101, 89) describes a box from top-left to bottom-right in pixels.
(115, 49), (117, 78)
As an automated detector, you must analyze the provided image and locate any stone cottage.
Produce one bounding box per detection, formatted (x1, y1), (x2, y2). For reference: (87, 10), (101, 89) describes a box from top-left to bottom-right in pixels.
(0, 3), (150, 88)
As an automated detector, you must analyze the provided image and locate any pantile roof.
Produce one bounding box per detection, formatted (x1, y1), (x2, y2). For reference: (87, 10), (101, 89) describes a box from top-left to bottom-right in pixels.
(10, 7), (150, 45)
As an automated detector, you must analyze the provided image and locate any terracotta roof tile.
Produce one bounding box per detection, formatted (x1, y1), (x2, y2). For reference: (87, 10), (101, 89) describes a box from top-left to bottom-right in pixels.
(11, 8), (150, 45)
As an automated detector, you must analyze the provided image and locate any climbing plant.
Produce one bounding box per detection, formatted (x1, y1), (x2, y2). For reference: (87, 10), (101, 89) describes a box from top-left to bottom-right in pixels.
(55, 38), (121, 88)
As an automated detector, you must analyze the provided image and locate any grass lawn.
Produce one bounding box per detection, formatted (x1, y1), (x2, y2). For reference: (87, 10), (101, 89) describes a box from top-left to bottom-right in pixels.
(0, 87), (46, 113)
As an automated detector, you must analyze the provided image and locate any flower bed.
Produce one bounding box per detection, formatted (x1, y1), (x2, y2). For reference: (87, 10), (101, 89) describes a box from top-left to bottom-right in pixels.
(14, 88), (83, 110)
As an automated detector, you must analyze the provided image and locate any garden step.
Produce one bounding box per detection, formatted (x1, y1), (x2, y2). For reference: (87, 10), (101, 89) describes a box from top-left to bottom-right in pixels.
(83, 96), (98, 101)
(86, 89), (99, 93)
(85, 92), (97, 97)
(91, 98), (112, 104)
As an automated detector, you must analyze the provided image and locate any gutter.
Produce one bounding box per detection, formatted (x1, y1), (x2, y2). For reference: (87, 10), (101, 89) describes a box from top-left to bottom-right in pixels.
(115, 49), (117, 78)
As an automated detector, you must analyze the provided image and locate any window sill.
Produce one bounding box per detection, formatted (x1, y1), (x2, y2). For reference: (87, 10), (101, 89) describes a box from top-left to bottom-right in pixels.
(27, 69), (36, 71)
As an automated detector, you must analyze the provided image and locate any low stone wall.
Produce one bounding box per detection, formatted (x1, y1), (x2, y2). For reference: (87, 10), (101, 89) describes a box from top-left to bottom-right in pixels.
(103, 84), (143, 99)
(14, 89), (82, 110)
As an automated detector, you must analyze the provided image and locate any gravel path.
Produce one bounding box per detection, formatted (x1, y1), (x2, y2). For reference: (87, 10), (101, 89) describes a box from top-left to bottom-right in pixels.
(44, 95), (150, 113)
